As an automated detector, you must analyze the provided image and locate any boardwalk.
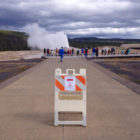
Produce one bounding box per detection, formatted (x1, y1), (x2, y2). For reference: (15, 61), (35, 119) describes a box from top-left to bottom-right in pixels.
(0, 58), (140, 140)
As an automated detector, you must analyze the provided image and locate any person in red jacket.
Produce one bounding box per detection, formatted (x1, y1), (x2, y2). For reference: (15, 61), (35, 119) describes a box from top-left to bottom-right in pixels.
(95, 47), (99, 57)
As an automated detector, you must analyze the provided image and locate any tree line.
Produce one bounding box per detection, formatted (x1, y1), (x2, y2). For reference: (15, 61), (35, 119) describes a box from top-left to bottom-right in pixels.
(0, 31), (30, 51)
(69, 37), (140, 49)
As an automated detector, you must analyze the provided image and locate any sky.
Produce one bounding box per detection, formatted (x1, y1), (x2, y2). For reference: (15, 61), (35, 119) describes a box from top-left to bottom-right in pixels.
(0, 0), (140, 38)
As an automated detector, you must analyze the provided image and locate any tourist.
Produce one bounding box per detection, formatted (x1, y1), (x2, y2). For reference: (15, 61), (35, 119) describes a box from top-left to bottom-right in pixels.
(85, 48), (88, 58)
(50, 50), (53, 56)
(72, 48), (74, 56)
(121, 49), (124, 55)
(92, 48), (96, 56)
(95, 47), (99, 57)
(111, 48), (113, 55)
(44, 48), (46, 56)
(59, 47), (64, 62)
(77, 49), (80, 55)
(67, 49), (69, 56)
(81, 48), (84, 56)
(70, 49), (72, 55)
(104, 49), (107, 55)
(126, 48), (130, 55)
(56, 48), (58, 56)
(108, 49), (111, 55)
(64, 50), (67, 55)
(113, 48), (116, 55)
(47, 48), (50, 56)
(101, 49), (104, 55)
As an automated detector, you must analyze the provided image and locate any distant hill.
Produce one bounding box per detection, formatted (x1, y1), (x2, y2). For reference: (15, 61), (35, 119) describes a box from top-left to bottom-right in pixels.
(69, 37), (140, 48)
(0, 30), (30, 51)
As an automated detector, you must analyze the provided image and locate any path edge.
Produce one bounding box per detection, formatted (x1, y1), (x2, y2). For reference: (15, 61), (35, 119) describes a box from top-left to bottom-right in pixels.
(86, 59), (140, 95)
(0, 59), (46, 90)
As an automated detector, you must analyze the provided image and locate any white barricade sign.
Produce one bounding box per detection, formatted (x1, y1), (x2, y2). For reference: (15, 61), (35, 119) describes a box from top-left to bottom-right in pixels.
(54, 68), (86, 126)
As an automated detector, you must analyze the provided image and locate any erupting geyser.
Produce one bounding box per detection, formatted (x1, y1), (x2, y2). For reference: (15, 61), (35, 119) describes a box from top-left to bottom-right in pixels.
(23, 23), (69, 50)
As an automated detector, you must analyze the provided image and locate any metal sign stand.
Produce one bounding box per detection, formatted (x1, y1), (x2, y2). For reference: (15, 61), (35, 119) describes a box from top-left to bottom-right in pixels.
(54, 68), (86, 126)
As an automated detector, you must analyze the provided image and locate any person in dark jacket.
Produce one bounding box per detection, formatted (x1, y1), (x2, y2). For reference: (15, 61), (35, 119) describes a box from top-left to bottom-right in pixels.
(85, 48), (88, 58)
(47, 48), (50, 56)
(77, 50), (80, 55)
(44, 48), (46, 56)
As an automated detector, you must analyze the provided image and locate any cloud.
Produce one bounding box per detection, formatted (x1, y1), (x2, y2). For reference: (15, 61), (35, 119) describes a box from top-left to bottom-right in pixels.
(0, 0), (140, 38)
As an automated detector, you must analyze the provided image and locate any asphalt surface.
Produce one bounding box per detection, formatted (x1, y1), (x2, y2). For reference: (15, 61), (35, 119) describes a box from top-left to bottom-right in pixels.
(0, 58), (140, 140)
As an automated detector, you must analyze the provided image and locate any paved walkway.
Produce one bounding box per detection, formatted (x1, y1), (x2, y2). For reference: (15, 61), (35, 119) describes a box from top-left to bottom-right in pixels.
(0, 58), (140, 140)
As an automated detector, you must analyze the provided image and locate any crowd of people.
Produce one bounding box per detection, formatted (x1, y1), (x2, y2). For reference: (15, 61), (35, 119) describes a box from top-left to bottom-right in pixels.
(121, 48), (130, 55)
(43, 47), (65, 62)
(43, 47), (94, 57)
(97, 48), (130, 56)
(43, 47), (131, 62)
(101, 48), (116, 55)
(92, 48), (99, 57)
(43, 47), (94, 62)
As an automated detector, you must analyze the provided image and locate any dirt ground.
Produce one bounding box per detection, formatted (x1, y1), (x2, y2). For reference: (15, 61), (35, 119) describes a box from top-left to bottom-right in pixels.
(0, 50), (42, 61)
(95, 61), (140, 85)
(0, 59), (43, 82)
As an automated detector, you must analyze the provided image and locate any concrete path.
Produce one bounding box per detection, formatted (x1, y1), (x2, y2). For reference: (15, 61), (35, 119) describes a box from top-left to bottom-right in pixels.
(0, 58), (140, 140)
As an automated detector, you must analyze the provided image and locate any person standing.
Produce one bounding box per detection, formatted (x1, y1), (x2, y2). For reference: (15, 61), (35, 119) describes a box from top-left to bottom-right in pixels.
(104, 49), (107, 55)
(85, 48), (88, 58)
(56, 48), (58, 56)
(47, 48), (50, 56)
(43, 48), (46, 56)
(77, 49), (80, 55)
(113, 48), (116, 55)
(125, 48), (130, 55)
(72, 48), (74, 56)
(92, 48), (96, 56)
(59, 47), (64, 62)
(111, 48), (113, 55)
(67, 49), (70, 56)
(81, 48), (84, 56)
(121, 49), (124, 55)
(70, 49), (72, 56)
(108, 49), (111, 55)
(101, 49), (104, 55)
(95, 47), (99, 57)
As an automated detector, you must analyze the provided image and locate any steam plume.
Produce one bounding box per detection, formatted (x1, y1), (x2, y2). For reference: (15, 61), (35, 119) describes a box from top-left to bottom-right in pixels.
(23, 23), (69, 49)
